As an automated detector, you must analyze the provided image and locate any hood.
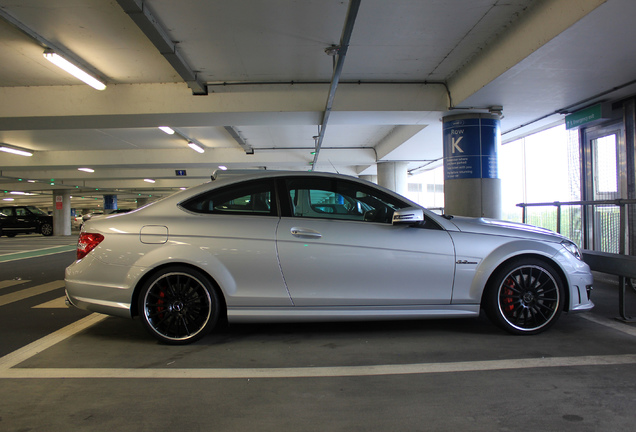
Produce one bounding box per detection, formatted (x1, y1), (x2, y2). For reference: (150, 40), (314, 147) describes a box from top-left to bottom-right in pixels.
(445, 216), (566, 242)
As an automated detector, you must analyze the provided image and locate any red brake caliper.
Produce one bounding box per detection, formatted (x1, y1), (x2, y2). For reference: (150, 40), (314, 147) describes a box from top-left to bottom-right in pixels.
(157, 290), (165, 319)
(504, 278), (515, 312)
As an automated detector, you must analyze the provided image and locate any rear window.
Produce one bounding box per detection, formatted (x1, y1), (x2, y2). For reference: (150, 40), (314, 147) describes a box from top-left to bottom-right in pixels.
(180, 179), (276, 216)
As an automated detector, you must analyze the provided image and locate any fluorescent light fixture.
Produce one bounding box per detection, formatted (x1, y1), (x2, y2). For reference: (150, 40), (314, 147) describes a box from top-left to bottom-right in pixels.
(43, 50), (106, 91)
(218, 165), (228, 171)
(144, 179), (156, 183)
(78, 168), (95, 173)
(0, 144), (33, 157)
(3, 198), (15, 201)
(10, 191), (26, 195)
(159, 126), (175, 135)
(27, 180), (36, 183)
(188, 142), (205, 153)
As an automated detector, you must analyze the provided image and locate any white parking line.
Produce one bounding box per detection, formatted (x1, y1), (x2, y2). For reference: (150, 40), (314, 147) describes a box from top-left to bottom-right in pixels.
(0, 280), (30, 290)
(32, 296), (68, 309)
(0, 280), (64, 307)
(0, 313), (107, 370)
(0, 311), (635, 380)
(580, 314), (636, 337)
(2, 354), (636, 380)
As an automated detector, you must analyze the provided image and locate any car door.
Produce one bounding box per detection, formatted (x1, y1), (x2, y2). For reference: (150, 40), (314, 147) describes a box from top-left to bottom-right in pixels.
(14, 207), (36, 231)
(1, 207), (24, 232)
(276, 177), (456, 306)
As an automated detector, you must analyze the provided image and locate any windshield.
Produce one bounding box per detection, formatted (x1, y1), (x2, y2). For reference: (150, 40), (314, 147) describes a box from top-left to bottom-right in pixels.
(26, 206), (48, 215)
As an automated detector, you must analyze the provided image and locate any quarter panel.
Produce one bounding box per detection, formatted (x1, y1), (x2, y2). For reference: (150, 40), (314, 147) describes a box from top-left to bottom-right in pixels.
(79, 213), (292, 309)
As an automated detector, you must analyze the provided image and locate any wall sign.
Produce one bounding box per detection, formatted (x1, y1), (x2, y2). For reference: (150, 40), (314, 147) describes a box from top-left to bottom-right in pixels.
(443, 117), (499, 180)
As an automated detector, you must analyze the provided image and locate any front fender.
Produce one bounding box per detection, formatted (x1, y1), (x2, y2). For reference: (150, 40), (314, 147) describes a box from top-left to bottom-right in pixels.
(449, 232), (562, 304)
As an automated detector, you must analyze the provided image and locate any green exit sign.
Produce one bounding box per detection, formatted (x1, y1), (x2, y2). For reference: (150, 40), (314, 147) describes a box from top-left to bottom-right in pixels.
(565, 103), (610, 129)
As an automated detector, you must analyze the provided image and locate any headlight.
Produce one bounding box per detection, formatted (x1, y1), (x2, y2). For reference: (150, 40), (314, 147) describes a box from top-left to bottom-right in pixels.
(561, 241), (582, 260)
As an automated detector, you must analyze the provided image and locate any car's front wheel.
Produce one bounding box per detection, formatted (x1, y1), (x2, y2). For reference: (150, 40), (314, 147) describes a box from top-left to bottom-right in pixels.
(138, 266), (220, 344)
(40, 223), (53, 236)
(484, 258), (564, 335)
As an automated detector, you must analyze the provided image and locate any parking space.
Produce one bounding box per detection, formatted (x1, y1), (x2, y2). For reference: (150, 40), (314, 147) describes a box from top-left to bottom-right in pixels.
(1, 239), (636, 431)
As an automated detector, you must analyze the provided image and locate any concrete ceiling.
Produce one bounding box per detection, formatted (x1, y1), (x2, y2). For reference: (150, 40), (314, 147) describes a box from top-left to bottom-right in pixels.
(1, 0), (636, 209)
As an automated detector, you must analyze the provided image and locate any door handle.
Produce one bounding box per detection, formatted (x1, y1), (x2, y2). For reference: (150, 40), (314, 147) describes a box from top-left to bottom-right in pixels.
(290, 228), (322, 239)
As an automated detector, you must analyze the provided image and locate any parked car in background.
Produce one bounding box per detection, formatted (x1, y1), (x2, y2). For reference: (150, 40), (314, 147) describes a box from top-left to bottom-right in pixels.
(0, 205), (54, 237)
(65, 171), (594, 345)
(81, 211), (104, 223)
(72, 215), (84, 229)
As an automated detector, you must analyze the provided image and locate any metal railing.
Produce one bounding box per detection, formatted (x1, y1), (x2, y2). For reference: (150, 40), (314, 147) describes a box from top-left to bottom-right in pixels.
(517, 198), (636, 321)
(517, 199), (635, 253)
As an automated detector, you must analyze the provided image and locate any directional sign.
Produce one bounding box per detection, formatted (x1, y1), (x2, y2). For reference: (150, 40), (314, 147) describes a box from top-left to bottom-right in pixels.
(443, 117), (499, 180)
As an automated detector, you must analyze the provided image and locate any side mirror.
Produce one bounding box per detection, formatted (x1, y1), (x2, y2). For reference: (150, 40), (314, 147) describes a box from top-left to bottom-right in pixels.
(392, 207), (424, 225)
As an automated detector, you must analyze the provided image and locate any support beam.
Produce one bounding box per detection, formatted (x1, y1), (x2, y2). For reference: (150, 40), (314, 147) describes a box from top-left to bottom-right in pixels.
(116, 0), (207, 95)
(0, 83), (447, 128)
(448, 0), (607, 105)
(375, 125), (426, 160)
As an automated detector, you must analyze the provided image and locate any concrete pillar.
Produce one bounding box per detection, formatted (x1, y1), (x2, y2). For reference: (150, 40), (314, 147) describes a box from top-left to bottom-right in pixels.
(103, 195), (117, 212)
(52, 189), (72, 236)
(442, 113), (502, 219)
(359, 175), (378, 184)
(377, 162), (408, 196)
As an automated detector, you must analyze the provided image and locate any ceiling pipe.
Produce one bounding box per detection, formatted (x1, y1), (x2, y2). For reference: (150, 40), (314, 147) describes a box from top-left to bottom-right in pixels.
(311, 0), (362, 170)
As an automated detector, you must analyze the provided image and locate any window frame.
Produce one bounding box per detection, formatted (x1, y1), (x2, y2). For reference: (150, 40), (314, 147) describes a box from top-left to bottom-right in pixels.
(179, 178), (279, 217)
(278, 176), (411, 224)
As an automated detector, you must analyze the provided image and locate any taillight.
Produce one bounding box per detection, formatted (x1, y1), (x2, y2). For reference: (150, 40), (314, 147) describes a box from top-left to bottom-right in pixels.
(77, 232), (104, 260)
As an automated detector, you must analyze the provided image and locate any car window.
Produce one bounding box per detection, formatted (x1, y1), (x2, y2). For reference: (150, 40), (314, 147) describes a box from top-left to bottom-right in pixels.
(285, 177), (407, 223)
(26, 206), (47, 215)
(181, 179), (276, 216)
(15, 208), (28, 216)
(0, 208), (14, 217)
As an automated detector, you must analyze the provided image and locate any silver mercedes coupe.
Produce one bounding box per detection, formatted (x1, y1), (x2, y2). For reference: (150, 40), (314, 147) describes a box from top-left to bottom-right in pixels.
(65, 170), (594, 344)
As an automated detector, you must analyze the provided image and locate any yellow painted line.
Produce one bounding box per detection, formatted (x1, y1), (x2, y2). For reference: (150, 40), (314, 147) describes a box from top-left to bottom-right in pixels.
(32, 296), (68, 309)
(2, 354), (636, 380)
(0, 280), (30, 290)
(0, 280), (65, 307)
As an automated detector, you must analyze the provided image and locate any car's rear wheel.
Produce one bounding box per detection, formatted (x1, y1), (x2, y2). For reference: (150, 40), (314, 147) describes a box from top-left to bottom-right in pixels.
(484, 258), (564, 335)
(138, 266), (219, 344)
(40, 223), (53, 236)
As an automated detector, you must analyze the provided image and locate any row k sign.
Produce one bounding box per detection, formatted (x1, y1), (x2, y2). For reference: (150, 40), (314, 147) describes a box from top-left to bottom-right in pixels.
(443, 117), (499, 181)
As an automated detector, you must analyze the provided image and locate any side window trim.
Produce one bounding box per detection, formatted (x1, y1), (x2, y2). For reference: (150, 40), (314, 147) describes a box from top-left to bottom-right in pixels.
(280, 176), (409, 224)
(180, 179), (279, 217)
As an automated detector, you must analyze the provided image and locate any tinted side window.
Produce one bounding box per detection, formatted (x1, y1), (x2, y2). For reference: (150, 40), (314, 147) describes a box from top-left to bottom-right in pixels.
(181, 179), (276, 216)
(0, 208), (14, 217)
(285, 178), (408, 223)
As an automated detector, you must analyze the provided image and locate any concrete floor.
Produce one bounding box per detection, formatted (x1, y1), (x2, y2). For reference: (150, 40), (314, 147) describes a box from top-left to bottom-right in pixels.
(1, 234), (635, 431)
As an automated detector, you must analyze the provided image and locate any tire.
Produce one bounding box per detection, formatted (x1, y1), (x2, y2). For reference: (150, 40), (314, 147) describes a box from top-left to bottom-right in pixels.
(40, 223), (53, 236)
(138, 266), (219, 344)
(484, 258), (564, 335)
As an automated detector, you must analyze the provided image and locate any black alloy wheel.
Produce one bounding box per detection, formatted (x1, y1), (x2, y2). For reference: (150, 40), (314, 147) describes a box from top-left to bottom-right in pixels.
(485, 258), (564, 335)
(138, 267), (219, 344)
(40, 223), (53, 236)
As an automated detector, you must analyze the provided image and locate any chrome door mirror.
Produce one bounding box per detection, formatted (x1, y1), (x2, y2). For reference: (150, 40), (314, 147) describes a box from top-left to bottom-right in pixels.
(392, 207), (424, 225)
